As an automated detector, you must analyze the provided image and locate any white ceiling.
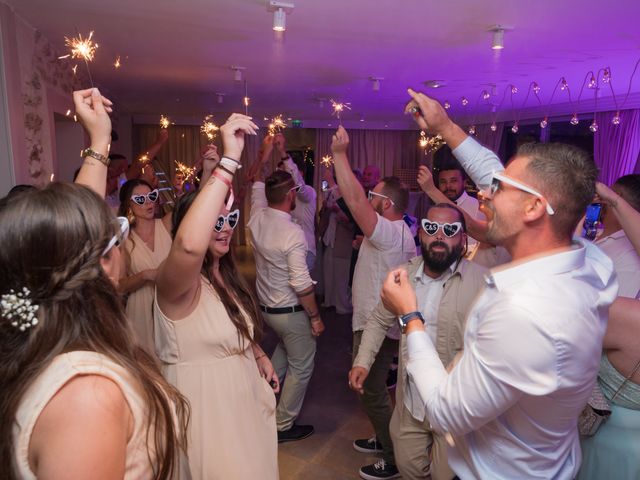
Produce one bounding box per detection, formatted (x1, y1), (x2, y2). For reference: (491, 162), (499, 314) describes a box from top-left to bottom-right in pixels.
(6, 0), (640, 128)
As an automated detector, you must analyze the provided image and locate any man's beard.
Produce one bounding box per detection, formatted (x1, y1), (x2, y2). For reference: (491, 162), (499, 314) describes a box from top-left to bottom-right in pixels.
(484, 204), (516, 246)
(421, 240), (464, 274)
(443, 189), (462, 202)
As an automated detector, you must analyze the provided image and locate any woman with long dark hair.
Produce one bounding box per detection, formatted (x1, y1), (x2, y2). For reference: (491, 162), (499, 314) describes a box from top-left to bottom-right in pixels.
(0, 89), (188, 479)
(154, 114), (279, 479)
(118, 178), (173, 355)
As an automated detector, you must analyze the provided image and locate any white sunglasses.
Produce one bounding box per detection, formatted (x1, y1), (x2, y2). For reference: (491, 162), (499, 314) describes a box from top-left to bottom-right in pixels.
(490, 171), (555, 216)
(130, 189), (159, 206)
(368, 190), (396, 206)
(102, 216), (130, 256)
(421, 219), (463, 237)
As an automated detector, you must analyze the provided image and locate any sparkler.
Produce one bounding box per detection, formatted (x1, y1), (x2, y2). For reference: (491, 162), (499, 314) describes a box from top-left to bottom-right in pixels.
(320, 155), (334, 168)
(159, 115), (171, 129)
(244, 80), (250, 115)
(72, 65), (78, 75)
(418, 132), (446, 155)
(138, 153), (150, 164)
(174, 161), (196, 182)
(200, 115), (219, 143)
(268, 115), (287, 136)
(330, 99), (351, 124)
(114, 56), (121, 69)
(58, 30), (98, 87)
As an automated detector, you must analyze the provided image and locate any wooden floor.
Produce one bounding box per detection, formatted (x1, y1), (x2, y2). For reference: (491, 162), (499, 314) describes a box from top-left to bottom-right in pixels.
(235, 245), (394, 479)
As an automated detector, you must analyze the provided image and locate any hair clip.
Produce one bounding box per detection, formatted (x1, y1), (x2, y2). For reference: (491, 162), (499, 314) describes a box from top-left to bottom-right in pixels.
(1, 287), (39, 331)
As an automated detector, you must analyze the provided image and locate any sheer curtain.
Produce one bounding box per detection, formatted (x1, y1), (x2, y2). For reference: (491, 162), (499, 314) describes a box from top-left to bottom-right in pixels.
(594, 109), (640, 185)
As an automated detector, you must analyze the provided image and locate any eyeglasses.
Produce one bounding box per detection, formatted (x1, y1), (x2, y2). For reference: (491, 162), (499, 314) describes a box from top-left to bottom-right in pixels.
(214, 209), (240, 233)
(421, 219), (463, 237)
(289, 184), (302, 194)
(490, 171), (555, 216)
(367, 190), (396, 206)
(102, 216), (130, 256)
(130, 189), (159, 206)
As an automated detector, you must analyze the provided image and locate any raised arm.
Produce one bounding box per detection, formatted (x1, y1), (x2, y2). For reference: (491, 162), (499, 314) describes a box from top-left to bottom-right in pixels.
(156, 114), (257, 310)
(331, 126), (378, 237)
(198, 144), (221, 187)
(73, 88), (114, 197)
(597, 181), (640, 256)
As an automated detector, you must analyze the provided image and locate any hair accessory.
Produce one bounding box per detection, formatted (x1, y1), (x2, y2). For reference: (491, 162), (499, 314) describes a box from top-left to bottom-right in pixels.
(1, 287), (39, 331)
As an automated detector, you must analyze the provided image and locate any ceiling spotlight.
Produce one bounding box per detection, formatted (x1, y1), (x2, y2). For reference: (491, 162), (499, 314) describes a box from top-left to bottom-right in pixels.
(424, 80), (446, 89)
(267, 1), (294, 32)
(488, 25), (512, 50)
(216, 93), (225, 104)
(231, 66), (245, 82)
(370, 76), (383, 92)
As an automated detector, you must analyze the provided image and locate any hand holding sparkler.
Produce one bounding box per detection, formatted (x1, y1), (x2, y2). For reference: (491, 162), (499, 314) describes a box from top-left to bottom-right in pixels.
(72, 88), (113, 150)
(159, 115), (172, 129)
(330, 126), (350, 155)
(59, 31), (99, 87)
(417, 165), (438, 196)
(201, 145), (220, 174)
(406, 89), (467, 149)
(219, 113), (259, 162)
(330, 100), (351, 124)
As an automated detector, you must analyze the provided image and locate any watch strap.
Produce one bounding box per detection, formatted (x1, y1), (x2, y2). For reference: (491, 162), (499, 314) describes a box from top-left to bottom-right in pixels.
(81, 148), (110, 167)
(398, 311), (425, 333)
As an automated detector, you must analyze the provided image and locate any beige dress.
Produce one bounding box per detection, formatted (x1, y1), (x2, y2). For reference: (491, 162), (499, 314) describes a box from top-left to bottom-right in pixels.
(12, 351), (157, 479)
(126, 219), (173, 355)
(154, 277), (278, 480)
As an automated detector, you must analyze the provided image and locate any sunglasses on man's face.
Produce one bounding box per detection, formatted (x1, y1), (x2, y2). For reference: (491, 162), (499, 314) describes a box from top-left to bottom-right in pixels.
(489, 171), (555, 216)
(130, 189), (159, 206)
(367, 190), (396, 206)
(289, 184), (302, 194)
(421, 219), (463, 238)
(214, 209), (240, 233)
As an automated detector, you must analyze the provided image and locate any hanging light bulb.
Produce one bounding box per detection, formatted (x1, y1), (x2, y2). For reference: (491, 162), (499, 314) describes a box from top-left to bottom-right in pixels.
(511, 122), (519, 133)
(490, 122), (497, 132)
(532, 82), (541, 94)
(461, 97), (469, 106)
(560, 77), (568, 91)
(589, 119), (598, 133)
(570, 113), (579, 125)
(444, 101), (451, 110)
(482, 90), (490, 100)
(468, 125), (476, 135)
(540, 117), (548, 129)
(602, 68), (611, 84)
(588, 74), (597, 89)
(511, 85), (518, 94)
(612, 112), (621, 125)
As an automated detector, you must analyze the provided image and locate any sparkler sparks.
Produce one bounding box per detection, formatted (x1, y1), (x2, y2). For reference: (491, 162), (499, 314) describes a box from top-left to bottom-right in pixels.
(72, 65), (78, 75)
(59, 31), (99, 62)
(159, 115), (171, 129)
(268, 115), (287, 136)
(200, 115), (219, 142)
(138, 154), (150, 164)
(174, 161), (196, 182)
(418, 133), (446, 154)
(320, 155), (334, 168)
(114, 56), (121, 69)
(330, 99), (351, 121)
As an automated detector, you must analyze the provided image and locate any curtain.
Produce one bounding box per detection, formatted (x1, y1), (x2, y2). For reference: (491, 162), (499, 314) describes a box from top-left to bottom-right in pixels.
(474, 122), (505, 153)
(594, 109), (640, 185)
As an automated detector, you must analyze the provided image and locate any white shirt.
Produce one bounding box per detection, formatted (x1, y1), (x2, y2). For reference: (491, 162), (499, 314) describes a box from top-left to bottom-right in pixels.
(283, 157), (317, 256)
(351, 214), (415, 332)
(248, 182), (313, 307)
(596, 229), (640, 298)
(455, 190), (482, 221)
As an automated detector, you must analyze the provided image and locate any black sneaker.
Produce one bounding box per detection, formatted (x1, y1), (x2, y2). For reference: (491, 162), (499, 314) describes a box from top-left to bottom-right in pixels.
(353, 436), (383, 453)
(277, 424), (314, 443)
(359, 459), (401, 480)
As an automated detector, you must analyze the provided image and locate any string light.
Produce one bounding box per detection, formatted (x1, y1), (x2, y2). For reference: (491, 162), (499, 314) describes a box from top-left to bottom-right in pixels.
(570, 114), (579, 125)
(461, 97), (469, 106)
(612, 111), (621, 125)
(589, 119), (598, 133)
(532, 82), (541, 94)
(482, 90), (491, 100)
(511, 85), (518, 94)
(602, 68), (611, 84)
(444, 101), (451, 110)
(588, 74), (597, 89)
(560, 77), (569, 91)
(540, 116), (548, 129)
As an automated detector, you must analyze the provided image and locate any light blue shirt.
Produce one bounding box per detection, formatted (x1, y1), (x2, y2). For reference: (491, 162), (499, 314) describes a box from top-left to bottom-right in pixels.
(406, 136), (619, 479)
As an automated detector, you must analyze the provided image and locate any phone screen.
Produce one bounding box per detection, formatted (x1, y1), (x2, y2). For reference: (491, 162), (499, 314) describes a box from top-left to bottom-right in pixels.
(321, 180), (329, 191)
(585, 203), (602, 224)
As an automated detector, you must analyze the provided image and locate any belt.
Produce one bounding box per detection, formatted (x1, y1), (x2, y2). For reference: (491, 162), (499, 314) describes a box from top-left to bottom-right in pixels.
(260, 305), (304, 314)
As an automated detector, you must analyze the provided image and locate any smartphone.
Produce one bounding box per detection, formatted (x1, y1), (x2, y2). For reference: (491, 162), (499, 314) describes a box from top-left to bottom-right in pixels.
(321, 180), (329, 191)
(583, 203), (602, 240)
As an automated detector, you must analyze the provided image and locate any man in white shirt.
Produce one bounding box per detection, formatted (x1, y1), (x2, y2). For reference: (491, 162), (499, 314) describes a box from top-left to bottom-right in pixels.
(380, 90), (618, 480)
(331, 126), (416, 480)
(350, 203), (487, 480)
(248, 169), (325, 443)
(436, 159), (482, 222)
(595, 174), (640, 298)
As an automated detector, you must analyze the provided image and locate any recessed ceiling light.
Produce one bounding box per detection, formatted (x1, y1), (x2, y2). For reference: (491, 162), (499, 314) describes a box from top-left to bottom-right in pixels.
(423, 80), (446, 89)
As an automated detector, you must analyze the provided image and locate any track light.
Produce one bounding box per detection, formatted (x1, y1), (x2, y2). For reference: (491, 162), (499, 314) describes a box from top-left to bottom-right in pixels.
(231, 66), (245, 82)
(267, 1), (294, 32)
(488, 25), (511, 50)
(370, 76), (383, 92)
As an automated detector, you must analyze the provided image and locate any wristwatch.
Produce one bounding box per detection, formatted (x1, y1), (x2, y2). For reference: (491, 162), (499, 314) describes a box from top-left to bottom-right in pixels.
(81, 148), (110, 166)
(398, 311), (425, 334)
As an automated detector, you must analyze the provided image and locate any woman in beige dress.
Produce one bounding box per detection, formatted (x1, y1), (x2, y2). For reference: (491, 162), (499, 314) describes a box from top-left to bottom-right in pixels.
(155, 113), (279, 479)
(1, 88), (188, 480)
(118, 179), (173, 355)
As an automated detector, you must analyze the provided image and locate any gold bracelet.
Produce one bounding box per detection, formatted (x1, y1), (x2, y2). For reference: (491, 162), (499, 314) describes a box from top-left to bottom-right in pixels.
(81, 148), (110, 167)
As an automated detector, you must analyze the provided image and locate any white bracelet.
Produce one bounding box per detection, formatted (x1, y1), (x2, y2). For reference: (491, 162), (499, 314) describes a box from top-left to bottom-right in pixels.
(220, 156), (242, 172)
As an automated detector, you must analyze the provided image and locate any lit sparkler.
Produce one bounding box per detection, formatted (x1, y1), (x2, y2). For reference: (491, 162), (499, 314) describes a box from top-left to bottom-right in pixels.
(58, 30), (99, 86)
(174, 160), (196, 182)
(114, 56), (121, 69)
(330, 99), (351, 123)
(200, 115), (219, 142)
(320, 155), (334, 168)
(72, 65), (78, 75)
(268, 115), (287, 136)
(418, 132), (446, 155)
(138, 153), (150, 164)
(159, 115), (171, 129)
